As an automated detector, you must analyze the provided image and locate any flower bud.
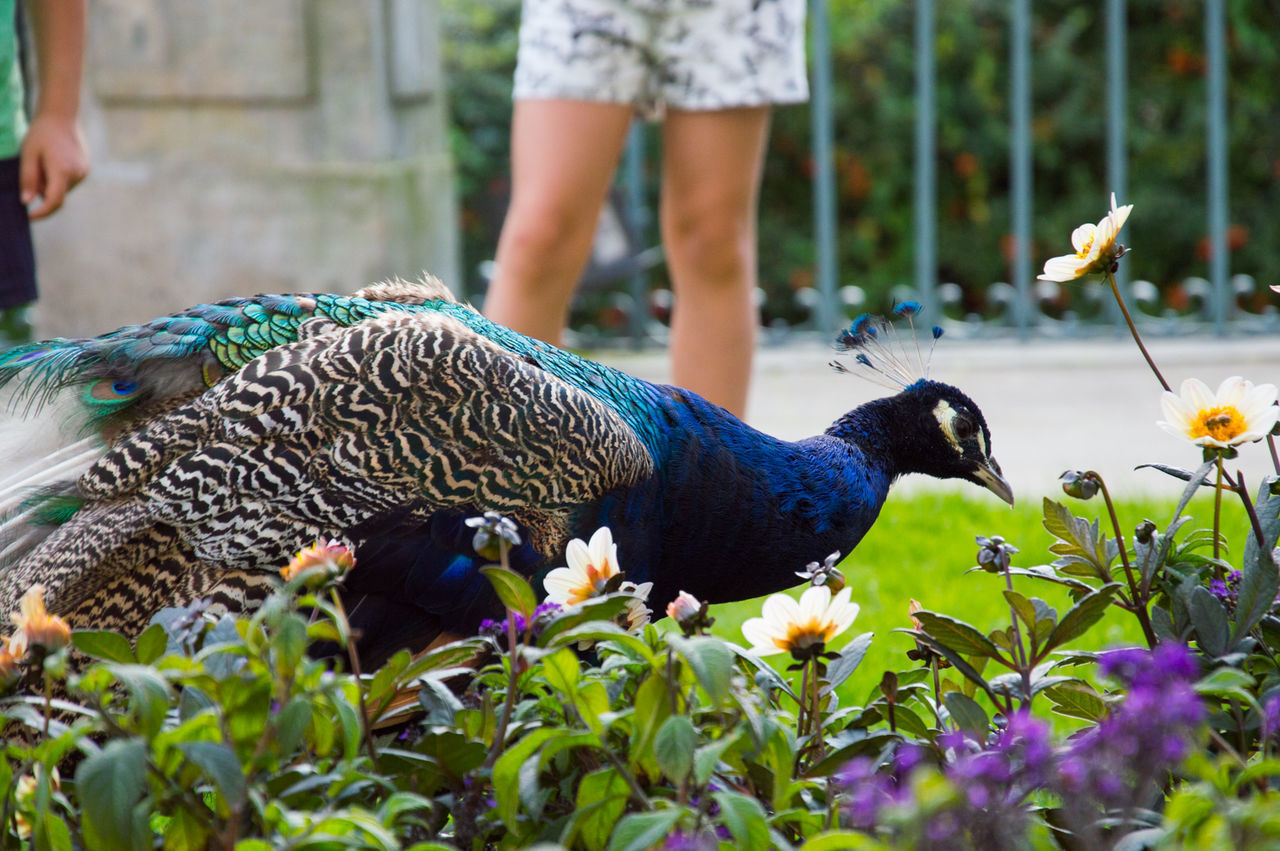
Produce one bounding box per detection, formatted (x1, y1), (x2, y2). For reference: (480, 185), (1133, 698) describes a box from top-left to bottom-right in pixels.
(976, 535), (1018, 573)
(666, 590), (702, 625)
(666, 590), (715, 636)
(9, 585), (71, 657)
(795, 550), (846, 592)
(280, 539), (356, 590)
(465, 511), (522, 561)
(1060, 470), (1099, 500)
(1134, 519), (1157, 544)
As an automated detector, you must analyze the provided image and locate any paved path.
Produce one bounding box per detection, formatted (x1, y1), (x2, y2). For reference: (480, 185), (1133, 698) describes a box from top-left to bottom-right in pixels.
(597, 335), (1280, 499)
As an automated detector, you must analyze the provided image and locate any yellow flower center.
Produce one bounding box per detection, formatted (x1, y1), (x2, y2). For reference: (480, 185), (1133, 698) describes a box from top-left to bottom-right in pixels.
(1075, 233), (1095, 259)
(775, 617), (837, 651)
(1191, 406), (1244, 443)
(565, 562), (614, 604)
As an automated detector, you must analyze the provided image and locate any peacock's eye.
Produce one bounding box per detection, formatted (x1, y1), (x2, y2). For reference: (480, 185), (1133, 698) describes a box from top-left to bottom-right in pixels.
(953, 416), (976, 441)
(112, 380), (139, 396)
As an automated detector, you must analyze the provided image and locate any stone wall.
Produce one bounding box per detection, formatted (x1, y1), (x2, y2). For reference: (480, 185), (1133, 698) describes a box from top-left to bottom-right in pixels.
(30, 0), (459, 337)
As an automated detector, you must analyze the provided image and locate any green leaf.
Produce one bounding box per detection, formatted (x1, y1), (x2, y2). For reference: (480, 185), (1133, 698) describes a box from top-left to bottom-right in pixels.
(1189, 586), (1230, 658)
(273, 696), (313, 755)
(177, 741), (247, 807)
(889, 703), (929, 739)
(134, 623), (168, 665)
(1044, 682), (1108, 722)
(72, 629), (136, 663)
(1003, 590), (1037, 631)
(1151, 605), (1178, 642)
(1244, 475), (1280, 570)
(493, 728), (558, 826)
(607, 809), (685, 851)
(712, 791), (770, 851)
(162, 808), (209, 851)
(822, 632), (873, 693)
(547, 623), (654, 661)
(480, 565), (538, 618)
(76, 739), (150, 851)
(668, 635), (733, 705)
(105, 663), (172, 737)
(909, 611), (1001, 659)
(543, 646), (582, 695)
(629, 671), (673, 778)
(34, 809), (74, 851)
(1194, 666), (1257, 696)
(1171, 459), (1219, 522)
(571, 768), (631, 851)
(538, 596), (639, 648)
(1042, 584), (1122, 656)
(906, 632), (1001, 706)
(1042, 497), (1114, 579)
(395, 638), (488, 684)
(727, 643), (798, 702)
(653, 715), (697, 781)
(943, 692), (989, 737)
(694, 731), (742, 785)
(1232, 536), (1280, 646)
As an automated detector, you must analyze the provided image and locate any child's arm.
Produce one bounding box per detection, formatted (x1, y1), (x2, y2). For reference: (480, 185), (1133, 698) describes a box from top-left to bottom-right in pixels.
(20, 0), (89, 220)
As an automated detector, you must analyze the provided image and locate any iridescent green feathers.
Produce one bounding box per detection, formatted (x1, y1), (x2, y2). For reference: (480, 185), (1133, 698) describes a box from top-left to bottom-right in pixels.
(0, 280), (450, 426)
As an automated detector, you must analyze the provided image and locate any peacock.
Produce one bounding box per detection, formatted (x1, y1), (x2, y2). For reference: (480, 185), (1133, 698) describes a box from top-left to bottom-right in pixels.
(0, 276), (1013, 665)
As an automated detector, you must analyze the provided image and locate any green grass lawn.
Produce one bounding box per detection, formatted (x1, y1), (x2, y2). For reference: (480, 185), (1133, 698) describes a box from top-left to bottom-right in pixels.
(701, 486), (1252, 709)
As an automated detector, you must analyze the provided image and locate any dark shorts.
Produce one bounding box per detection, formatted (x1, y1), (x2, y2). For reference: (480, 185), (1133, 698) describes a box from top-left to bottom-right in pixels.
(0, 156), (36, 309)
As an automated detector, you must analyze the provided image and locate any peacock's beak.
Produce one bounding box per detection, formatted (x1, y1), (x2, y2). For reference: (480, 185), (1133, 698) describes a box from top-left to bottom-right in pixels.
(973, 457), (1015, 506)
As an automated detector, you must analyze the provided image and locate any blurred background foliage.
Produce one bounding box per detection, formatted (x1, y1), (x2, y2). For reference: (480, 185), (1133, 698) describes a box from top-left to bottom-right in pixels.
(442, 0), (1280, 327)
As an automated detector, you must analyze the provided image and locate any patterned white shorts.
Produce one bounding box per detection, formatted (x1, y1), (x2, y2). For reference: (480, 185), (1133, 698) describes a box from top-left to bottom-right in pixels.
(513, 0), (809, 119)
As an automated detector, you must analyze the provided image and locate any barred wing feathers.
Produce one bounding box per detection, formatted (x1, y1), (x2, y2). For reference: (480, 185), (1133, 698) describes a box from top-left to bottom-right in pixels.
(4, 309), (655, 618)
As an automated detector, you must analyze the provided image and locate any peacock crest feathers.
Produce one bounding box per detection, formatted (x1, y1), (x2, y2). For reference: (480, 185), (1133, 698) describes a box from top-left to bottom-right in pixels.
(831, 302), (945, 390)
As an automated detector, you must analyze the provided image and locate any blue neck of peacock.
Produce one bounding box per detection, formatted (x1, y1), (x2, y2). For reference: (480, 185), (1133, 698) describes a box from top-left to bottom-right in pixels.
(595, 390), (900, 610)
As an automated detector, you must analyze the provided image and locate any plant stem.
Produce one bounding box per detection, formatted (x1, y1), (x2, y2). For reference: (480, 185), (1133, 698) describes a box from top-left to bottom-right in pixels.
(1230, 469), (1268, 552)
(485, 540), (521, 771)
(796, 661), (811, 743)
(1104, 270), (1171, 392)
(1001, 565), (1032, 708)
(1270, 434), (1280, 477)
(329, 588), (379, 770)
(930, 660), (944, 728)
(1095, 473), (1157, 648)
(1213, 457), (1224, 570)
(808, 658), (824, 764)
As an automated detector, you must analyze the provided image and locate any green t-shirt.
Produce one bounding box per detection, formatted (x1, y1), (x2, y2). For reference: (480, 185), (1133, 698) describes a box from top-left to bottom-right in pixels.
(0, 0), (27, 160)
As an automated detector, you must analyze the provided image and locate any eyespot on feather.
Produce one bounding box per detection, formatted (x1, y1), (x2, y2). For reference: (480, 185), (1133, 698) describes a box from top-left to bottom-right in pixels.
(84, 377), (141, 406)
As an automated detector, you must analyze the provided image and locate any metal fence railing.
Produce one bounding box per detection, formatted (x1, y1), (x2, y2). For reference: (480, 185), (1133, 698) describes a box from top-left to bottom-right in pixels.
(592, 0), (1275, 347)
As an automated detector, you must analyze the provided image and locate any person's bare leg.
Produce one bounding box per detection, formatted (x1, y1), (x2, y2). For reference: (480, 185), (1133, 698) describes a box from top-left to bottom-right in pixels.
(484, 99), (635, 346)
(659, 107), (771, 417)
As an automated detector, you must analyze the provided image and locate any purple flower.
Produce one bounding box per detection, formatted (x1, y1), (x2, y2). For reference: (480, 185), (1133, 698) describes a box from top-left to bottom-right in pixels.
(1056, 642), (1205, 838)
(1206, 571), (1244, 611)
(477, 602), (563, 643)
(661, 830), (717, 851)
(836, 757), (901, 830)
(1263, 695), (1280, 740)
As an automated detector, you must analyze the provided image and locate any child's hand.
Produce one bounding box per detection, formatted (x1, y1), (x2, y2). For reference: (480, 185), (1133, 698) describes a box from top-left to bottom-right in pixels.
(19, 114), (90, 220)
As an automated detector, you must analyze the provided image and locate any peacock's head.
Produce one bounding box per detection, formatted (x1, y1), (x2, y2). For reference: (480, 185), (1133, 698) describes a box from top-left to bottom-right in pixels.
(829, 307), (1013, 506)
(895, 379), (1013, 506)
